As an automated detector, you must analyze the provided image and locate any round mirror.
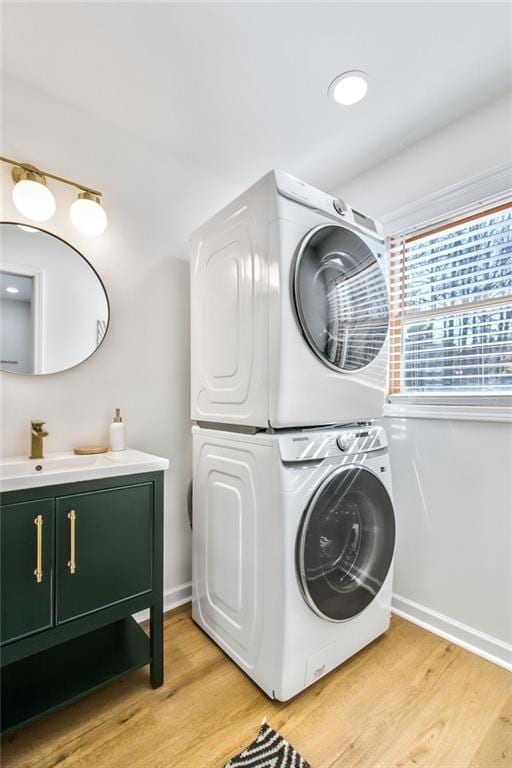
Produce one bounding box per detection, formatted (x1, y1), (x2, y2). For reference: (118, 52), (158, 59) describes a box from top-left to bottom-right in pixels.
(0, 222), (109, 375)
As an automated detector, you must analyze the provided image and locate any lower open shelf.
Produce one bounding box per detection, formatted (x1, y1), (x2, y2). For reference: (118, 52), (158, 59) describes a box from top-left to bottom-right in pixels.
(1, 617), (151, 734)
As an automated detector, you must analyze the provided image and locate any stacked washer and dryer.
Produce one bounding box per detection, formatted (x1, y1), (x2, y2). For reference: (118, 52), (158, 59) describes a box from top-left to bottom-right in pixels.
(189, 170), (395, 700)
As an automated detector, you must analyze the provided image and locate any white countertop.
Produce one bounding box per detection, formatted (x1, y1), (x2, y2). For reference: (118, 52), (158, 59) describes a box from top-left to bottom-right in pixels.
(0, 449), (170, 493)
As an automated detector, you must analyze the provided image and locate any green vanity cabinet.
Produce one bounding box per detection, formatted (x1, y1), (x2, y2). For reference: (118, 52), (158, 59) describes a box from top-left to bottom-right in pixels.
(1, 499), (54, 644)
(56, 484), (153, 622)
(0, 471), (165, 735)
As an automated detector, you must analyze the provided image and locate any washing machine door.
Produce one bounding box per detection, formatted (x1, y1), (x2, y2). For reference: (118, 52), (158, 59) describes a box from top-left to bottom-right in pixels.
(293, 224), (388, 372)
(297, 465), (395, 621)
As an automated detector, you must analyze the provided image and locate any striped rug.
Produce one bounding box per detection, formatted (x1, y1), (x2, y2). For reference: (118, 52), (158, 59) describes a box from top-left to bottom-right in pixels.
(224, 722), (311, 767)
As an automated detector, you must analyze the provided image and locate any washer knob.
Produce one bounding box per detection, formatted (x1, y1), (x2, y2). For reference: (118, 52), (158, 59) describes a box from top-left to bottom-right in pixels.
(337, 436), (350, 452)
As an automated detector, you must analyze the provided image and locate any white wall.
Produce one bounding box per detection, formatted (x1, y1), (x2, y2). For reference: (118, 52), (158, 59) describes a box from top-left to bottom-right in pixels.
(338, 93), (512, 667)
(338, 93), (512, 219)
(0, 73), (240, 607)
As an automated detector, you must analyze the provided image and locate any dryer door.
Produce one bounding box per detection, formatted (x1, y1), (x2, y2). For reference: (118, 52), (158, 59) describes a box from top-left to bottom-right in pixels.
(293, 224), (388, 372)
(297, 465), (395, 621)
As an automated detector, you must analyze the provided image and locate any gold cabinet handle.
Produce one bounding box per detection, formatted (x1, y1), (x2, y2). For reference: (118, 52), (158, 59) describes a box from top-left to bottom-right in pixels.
(34, 514), (43, 583)
(67, 509), (77, 574)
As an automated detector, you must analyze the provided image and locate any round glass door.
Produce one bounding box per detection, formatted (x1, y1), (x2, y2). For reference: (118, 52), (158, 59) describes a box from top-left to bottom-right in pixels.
(297, 466), (395, 621)
(293, 224), (389, 372)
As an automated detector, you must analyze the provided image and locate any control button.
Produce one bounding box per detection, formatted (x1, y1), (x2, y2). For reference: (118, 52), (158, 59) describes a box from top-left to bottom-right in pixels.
(333, 198), (347, 216)
(337, 436), (350, 452)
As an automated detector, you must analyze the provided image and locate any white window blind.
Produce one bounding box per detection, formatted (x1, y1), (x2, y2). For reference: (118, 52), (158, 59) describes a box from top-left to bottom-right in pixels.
(389, 200), (512, 397)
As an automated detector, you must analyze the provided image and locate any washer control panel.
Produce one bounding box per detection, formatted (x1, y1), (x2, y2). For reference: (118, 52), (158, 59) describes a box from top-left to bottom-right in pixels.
(279, 425), (387, 462)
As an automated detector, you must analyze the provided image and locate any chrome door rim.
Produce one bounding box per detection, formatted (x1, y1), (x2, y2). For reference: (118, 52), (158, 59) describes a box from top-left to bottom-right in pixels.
(292, 223), (389, 374)
(296, 463), (395, 623)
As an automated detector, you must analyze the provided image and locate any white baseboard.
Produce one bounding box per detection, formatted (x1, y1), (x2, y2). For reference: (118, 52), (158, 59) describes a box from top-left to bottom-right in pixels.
(392, 593), (512, 672)
(134, 581), (192, 624)
(163, 581), (193, 612)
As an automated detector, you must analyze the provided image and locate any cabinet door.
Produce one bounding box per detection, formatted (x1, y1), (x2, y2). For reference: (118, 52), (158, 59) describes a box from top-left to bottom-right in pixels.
(56, 484), (153, 623)
(1, 500), (54, 644)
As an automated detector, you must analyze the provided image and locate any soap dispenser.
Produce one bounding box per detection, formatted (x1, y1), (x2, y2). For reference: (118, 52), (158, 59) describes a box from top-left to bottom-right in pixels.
(109, 408), (126, 451)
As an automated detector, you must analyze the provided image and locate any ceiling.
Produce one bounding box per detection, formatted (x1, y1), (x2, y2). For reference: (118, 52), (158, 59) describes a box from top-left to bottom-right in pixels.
(2, 2), (511, 193)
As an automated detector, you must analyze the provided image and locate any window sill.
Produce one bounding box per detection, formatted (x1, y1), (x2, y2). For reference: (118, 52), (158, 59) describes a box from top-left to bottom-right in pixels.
(384, 401), (512, 423)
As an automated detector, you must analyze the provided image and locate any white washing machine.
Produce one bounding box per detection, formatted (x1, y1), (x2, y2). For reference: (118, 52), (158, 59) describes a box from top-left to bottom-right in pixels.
(192, 423), (395, 700)
(190, 170), (389, 430)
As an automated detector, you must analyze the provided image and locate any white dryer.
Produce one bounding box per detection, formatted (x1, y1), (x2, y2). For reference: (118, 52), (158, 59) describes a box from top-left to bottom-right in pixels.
(192, 424), (395, 701)
(190, 170), (389, 430)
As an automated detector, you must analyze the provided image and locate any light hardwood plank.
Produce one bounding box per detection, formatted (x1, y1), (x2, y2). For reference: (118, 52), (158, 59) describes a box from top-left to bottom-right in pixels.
(1, 606), (510, 768)
(468, 693), (512, 768)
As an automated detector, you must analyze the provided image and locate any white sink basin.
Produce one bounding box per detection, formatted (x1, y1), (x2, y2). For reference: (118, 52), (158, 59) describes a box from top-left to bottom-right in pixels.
(0, 449), (169, 492)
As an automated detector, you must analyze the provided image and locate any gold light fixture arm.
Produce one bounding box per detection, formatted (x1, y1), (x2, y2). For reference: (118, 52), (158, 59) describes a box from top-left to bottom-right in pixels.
(0, 155), (102, 198)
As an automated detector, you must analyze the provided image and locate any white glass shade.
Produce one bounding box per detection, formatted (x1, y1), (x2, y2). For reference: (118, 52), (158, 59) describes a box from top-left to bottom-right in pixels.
(70, 196), (108, 236)
(329, 71), (368, 106)
(12, 179), (56, 222)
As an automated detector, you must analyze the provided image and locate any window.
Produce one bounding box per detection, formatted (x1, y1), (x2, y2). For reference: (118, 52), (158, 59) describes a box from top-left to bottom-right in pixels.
(389, 201), (512, 397)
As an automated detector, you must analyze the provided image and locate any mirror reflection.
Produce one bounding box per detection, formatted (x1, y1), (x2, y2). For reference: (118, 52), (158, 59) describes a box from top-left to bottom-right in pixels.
(0, 223), (109, 375)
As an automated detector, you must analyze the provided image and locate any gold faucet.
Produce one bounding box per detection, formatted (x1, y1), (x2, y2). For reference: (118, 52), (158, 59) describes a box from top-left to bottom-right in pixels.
(30, 420), (49, 460)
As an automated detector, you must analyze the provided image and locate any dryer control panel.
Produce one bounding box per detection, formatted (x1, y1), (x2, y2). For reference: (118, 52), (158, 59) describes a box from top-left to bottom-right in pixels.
(278, 425), (387, 462)
(274, 169), (384, 243)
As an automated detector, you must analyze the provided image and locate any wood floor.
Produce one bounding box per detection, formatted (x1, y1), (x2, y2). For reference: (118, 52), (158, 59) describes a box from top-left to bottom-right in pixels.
(2, 605), (511, 768)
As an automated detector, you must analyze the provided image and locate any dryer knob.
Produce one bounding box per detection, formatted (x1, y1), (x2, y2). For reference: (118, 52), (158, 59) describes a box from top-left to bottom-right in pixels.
(337, 436), (349, 452)
(333, 198), (347, 216)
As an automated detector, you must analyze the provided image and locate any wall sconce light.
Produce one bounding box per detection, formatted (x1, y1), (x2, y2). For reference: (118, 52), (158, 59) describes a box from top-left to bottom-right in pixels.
(70, 192), (108, 236)
(11, 165), (56, 222)
(1, 156), (108, 236)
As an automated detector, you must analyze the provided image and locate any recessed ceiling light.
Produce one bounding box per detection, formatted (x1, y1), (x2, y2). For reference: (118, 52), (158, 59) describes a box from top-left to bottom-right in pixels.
(328, 70), (368, 106)
(6, 286), (19, 294)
